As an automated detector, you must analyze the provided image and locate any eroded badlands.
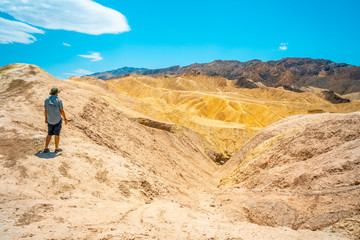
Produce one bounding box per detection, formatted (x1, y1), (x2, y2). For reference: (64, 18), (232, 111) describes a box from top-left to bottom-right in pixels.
(0, 64), (359, 239)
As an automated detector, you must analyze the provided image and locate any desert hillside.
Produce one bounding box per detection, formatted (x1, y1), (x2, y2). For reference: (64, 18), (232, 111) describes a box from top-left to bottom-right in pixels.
(215, 112), (360, 235)
(0, 63), (359, 239)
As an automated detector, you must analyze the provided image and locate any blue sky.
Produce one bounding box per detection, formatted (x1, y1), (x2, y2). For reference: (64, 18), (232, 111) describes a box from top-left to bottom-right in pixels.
(0, 0), (359, 79)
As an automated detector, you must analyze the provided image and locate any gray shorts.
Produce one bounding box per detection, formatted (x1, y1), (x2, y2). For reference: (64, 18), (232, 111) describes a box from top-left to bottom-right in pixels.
(48, 119), (62, 136)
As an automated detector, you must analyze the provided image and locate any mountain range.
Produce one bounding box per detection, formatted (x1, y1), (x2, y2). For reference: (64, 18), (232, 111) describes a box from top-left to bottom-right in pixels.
(89, 57), (360, 95)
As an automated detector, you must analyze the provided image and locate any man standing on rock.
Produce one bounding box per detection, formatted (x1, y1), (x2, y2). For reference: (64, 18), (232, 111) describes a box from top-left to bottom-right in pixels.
(43, 88), (68, 153)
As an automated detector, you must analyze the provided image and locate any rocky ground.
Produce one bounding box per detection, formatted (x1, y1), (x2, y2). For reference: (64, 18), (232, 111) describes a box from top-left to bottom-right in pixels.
(0, 64), (359, 239)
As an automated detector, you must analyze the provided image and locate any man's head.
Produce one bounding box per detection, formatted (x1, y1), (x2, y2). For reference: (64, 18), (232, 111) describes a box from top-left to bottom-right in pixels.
(50, 88), (60, 95)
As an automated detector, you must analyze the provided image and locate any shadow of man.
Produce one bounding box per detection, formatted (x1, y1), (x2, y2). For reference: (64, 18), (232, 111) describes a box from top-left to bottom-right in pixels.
(35, 151), (62, 159)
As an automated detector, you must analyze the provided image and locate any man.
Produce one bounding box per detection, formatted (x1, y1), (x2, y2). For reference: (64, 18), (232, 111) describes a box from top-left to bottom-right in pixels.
(44, 87), (68, 153)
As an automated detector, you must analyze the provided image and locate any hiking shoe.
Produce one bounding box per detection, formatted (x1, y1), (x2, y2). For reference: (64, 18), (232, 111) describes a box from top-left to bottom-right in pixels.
(43, 148), (49, 153)
(55, 148), (62, 153)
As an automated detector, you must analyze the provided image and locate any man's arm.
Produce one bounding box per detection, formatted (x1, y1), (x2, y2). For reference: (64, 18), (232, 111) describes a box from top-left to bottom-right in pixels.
(60, 108), (68, 125)
(45, 108), (48, 123)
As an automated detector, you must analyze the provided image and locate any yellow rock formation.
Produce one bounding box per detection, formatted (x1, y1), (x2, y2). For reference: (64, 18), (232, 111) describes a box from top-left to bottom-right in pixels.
(104, 73), (360, 160)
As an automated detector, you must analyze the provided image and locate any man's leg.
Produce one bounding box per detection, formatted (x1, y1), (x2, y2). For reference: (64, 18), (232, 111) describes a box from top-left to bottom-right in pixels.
(45, 135), (52, 149)
(54, 120), (62, 151)
(55, 135), (60, 150)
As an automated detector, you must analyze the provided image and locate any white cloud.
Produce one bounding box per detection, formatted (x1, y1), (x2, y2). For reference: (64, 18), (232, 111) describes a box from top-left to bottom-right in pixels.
(0, 0), (130, 38)
(78, 52), (103, 62)
(74, 68), (93, 75)
(0, 17), (44, 44)
(63, 68), (93, 77)
(279, 43), (288, 51)
(63, 42), (71, 47)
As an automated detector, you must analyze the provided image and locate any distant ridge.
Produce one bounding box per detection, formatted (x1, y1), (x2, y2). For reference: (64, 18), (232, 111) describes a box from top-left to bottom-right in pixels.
(89, 57), (360, 94)
(90, 66), (148, 80)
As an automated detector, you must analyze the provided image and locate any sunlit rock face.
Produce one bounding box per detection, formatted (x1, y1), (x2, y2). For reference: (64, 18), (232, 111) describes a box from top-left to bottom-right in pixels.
(214, 112), (360, 236)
